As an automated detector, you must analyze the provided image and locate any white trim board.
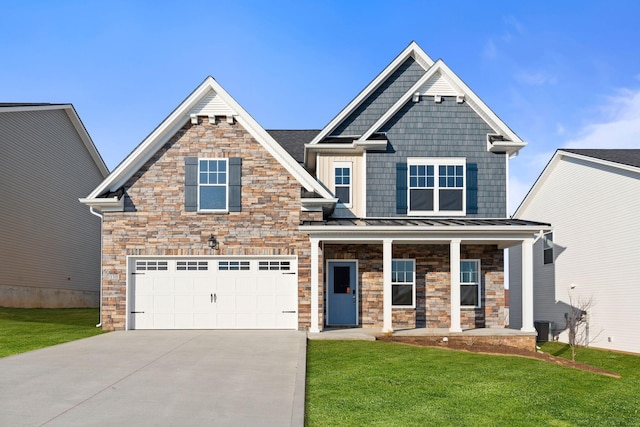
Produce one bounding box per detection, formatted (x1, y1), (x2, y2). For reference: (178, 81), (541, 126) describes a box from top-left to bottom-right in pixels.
(83, 76), (335, 205)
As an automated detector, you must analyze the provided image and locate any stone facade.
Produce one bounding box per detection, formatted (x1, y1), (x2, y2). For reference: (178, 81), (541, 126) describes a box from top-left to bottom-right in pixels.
(323, 243), (505, 330)
(100, 116), (316, 330)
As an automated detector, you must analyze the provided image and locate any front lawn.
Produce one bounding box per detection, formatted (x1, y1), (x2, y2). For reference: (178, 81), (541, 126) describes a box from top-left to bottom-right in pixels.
(306, 340), (640, 426)
(0, 307), (105, 357)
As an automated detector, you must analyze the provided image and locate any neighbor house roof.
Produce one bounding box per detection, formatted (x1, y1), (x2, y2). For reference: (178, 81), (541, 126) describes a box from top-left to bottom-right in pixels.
(561, 149), (640, 169)
(514, 148), (640, 217)
(0, 103), (109, 177)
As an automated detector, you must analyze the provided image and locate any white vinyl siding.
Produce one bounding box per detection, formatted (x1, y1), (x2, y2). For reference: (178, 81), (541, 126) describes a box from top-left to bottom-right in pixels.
(511, 154), (640, 353)
(0, 109), (106, 306)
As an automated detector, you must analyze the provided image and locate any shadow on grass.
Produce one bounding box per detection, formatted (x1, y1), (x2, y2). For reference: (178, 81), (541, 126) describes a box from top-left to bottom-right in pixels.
(550, 343), (572, 357)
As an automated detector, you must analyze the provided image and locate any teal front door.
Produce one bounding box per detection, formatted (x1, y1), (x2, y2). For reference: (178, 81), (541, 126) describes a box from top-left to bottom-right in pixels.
(327, 261), (357, 325)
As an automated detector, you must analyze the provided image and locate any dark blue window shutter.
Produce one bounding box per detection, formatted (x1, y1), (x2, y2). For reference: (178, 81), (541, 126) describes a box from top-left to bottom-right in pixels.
(228, 157), (242, 212)
(466, 163), (478, 214)
(185, 157), (198, 212)
(396, 162), (408, 214)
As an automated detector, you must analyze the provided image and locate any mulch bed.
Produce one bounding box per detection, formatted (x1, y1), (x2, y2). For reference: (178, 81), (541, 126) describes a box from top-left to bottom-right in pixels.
(376, 336), (621, 378)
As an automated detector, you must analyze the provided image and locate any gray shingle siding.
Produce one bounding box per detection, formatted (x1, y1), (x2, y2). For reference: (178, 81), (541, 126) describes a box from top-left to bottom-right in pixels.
(332, 57), (425, 136)
(367, 96), (507, 218)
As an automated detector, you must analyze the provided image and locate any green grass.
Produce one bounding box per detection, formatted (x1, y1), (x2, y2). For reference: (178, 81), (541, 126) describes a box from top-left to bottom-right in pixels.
(0, 307), (105, 357)
(306, 340), (640, 426)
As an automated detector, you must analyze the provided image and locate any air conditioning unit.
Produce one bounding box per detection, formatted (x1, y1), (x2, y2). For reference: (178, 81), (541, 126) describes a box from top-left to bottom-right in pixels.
(534, 321), (553, 342)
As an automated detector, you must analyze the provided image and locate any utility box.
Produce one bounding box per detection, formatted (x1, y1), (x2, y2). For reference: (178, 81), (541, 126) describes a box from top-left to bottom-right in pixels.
(534, 321), (553, 342)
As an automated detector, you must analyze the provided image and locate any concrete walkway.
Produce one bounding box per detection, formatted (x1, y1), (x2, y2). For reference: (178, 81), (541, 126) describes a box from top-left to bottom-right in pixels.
(0, 330), (306, 427)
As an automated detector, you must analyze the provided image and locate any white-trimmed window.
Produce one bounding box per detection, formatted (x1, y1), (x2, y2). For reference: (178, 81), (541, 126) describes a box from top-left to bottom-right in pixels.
(460, 259), (480, 308)
(334, 161), (352, 207)
(543, 232), (553, 265)
(198, 158), (228, 211)
(392, 259), (415, 307)
(408, 158), (465, 215)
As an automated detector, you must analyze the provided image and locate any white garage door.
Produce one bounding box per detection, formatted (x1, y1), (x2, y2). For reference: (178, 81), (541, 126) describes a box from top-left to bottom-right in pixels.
(129, 258), (298, 330)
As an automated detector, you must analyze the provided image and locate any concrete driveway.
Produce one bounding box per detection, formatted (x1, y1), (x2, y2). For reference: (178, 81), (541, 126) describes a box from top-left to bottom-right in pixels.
(0, 330), (306, 426)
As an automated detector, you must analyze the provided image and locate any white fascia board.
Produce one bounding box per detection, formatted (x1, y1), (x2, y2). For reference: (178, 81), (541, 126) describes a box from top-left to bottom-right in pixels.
(0, 104), (71, 113)
(358, 62), (443, 142)
(308, 41), (434, 146)
(358, 60), (525, 147)
(87, 79), (214, 198)
(0, 104), (109, 177)
(64, 106), (109, 177)
(489, 140), (528, 156)
(559, 150), (640, 175)
(78, 196), (124, 212)
(434, 61), (524, 145)
(87, 76), (334, 201)
(301, 197), (339, 212)
(512, 150), (562, 218)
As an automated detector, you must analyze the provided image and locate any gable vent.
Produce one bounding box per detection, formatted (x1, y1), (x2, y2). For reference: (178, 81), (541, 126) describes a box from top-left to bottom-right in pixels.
(419, 72), (460, 97)
(190, 90), (234, 117)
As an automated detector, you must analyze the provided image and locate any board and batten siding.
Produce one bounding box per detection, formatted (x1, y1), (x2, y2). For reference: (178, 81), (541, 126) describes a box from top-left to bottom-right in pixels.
(0, 109), (105, 307)
(316, 154), (363, 218)
(510, 155), (640, 353)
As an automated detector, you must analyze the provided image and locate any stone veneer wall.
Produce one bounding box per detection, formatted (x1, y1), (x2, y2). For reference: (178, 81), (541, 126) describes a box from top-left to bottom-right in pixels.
(323, 243), (504, 330)
(100, 116), (321, 330)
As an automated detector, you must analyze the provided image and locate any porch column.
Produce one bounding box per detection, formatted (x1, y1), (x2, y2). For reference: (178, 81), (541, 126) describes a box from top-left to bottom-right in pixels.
(382, 239), (393, 333)
(449, 239), (462, 333)
(521, 238), (535, 332)
(310, 238), (320, 333)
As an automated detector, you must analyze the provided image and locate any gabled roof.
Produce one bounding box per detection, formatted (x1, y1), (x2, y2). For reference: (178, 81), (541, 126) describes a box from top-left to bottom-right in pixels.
(307, 41), (525, 156)
(308, 41), (434, 145)
(561, 149), (640, 169)
(514, 149), (640, 217)
(82, 77), (335, 207)
(0, 103), (109, 177)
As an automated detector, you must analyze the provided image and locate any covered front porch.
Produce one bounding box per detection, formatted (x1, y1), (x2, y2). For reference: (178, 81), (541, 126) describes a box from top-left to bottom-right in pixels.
(300, 218), (551, 337)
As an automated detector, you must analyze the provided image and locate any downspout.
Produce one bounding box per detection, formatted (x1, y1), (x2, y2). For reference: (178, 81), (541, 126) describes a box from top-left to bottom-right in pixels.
(89, 207), (103, 328)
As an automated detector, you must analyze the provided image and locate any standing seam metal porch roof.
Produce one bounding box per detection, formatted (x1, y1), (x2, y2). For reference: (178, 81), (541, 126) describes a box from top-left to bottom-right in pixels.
(301, 218), (550, 227)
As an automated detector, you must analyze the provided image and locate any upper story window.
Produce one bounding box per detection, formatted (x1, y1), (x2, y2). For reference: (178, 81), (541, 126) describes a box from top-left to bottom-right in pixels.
(334, 162), (352, 207)
(199, 159), (228, 211)
(408, 158), (465, 215)
(543, 232), (553, 264)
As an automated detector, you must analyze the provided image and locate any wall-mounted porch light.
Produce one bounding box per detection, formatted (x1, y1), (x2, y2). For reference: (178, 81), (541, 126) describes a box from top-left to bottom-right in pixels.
(207, 234), (219, 250)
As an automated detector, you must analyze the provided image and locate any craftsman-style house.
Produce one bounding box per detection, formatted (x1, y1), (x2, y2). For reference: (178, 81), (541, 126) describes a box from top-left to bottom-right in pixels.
(81, 42), (548, 337)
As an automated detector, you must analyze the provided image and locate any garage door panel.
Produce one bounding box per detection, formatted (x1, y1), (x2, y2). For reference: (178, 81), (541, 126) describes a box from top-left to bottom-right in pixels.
(174, 294), (194, 311)
(131, 258), (298, 330)
(153, 277), (174, 293)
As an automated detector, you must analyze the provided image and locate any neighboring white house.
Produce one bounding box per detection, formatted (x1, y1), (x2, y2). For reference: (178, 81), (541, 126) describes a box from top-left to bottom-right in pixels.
(0, 103), (109, 307)
(510, 149), (640, 354)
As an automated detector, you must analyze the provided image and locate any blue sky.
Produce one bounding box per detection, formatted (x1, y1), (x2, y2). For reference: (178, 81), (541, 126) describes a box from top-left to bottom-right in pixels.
(3, 0), (640, 213)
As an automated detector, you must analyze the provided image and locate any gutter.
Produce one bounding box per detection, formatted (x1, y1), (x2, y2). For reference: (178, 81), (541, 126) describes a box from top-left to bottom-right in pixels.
(88, 207), (103, 328)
